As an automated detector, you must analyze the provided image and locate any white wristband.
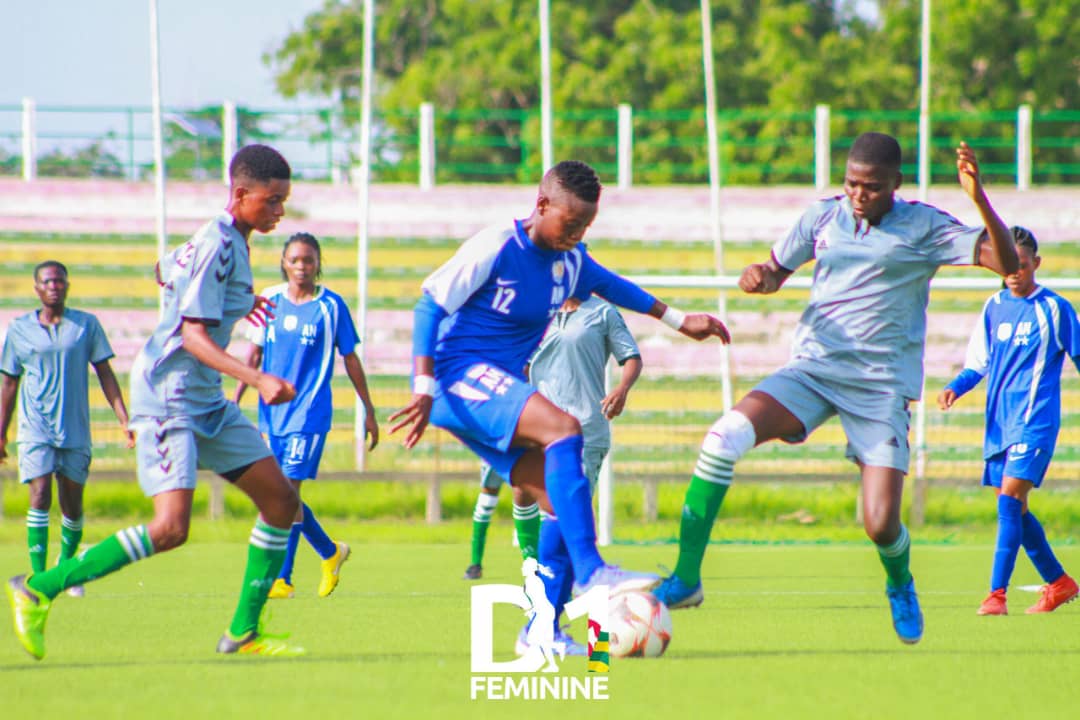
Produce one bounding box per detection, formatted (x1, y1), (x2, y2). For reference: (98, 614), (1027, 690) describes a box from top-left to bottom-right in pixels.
(412, 374), (436, 397)
(661, 306), (686, 331)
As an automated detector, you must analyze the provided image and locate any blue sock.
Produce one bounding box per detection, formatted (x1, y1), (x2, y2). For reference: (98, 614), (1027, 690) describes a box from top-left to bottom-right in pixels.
(543, 435), (604, 583)
(538, 514), (574, 634)
(1022, 510), (1065, 583)
(300, 503), (336, 559)
(279, 522), (302, 583)
(991, 495), (1024, 592)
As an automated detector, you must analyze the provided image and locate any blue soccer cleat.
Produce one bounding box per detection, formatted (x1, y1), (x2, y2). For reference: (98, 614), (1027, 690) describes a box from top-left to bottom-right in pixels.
(886, 579), (924, 644)
(654, 574), (705, 609)
(571, 564), (660, 598)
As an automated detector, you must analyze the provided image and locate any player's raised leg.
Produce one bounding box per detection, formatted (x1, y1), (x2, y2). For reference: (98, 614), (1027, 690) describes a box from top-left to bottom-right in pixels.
(862, 465), (922, 644)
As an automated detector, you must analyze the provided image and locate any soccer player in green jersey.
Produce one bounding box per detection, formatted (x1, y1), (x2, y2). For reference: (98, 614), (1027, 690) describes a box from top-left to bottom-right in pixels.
(5, 144), (306, 660)
(654, 134), (1019, 645)
(0, 262), (134, 597)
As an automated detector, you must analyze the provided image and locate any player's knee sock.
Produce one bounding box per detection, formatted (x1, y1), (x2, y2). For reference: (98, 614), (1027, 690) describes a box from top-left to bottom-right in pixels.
(229, 519), (290, 638)
(990, 495), (1024, 591)
(544, 435), (604, 583)
(300, 503), (336, 559)
(278, 522), (302, 583)
(28, 525), (154, 600)
(59, 514), (84, 564)
(538, 512), (572, 633)
(26, 508), (49, 573)
(1022, 509), (1064, 584)
(673, 411), (753, 586)
(513, 501), (541, 560)
(471, 493), (499, 566)
(876, 524), (913, 589)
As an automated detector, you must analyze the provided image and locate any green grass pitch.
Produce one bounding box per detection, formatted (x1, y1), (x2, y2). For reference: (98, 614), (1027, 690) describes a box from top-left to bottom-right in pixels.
(2, 534), (1078, 719)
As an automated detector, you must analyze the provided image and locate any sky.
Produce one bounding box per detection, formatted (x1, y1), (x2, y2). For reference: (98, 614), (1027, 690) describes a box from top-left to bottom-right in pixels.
(5, 0), (327, 108)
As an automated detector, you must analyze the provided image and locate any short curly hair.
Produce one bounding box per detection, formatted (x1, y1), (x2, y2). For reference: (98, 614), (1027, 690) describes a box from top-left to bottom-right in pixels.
(549, 160), (602, 203)
(1011, 226), (1038, 255)
(229, 144), (291, 184)
(849, 132), (902, 171)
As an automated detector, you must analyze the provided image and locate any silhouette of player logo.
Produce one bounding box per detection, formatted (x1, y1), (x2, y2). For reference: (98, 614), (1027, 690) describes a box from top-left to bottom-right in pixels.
(522, 558), (566, 672)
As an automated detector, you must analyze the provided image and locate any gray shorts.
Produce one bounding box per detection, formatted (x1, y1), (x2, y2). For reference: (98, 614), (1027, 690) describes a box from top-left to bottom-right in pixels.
(131, 403), (272, 497)
(754, 366), (911, 472)
(479, 444), (609, 493)
(18, 444), (91, 484)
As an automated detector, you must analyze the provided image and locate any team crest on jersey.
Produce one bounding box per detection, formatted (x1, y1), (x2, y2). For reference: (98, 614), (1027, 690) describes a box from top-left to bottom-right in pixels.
(552, 261), (565, 283)
(996, 323), (1013, 341)
(284, 315), (298, 331)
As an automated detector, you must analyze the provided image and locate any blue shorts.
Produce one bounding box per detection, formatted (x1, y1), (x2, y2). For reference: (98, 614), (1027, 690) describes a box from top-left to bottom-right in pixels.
(983, 444), (1053, 488)
(17, 444), (91, 485)
(431, 362), (534, 482)
(269, 432), (328, 481)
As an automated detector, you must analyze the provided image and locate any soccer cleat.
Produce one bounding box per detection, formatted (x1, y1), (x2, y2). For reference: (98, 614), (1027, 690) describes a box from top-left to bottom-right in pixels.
(653, 575), (705, 609)
(886, 579), (924, 644)
(215, 629), (306, 657)
(6, 574), (51, 660)
(463, 564), (483, 580)
(514, 622), (587, 658)
(977, 589), (1007, 616)
(66, 584), (85, 598)
(268, 578), (294, 600)
(318, 541), (350, 598)
(1026, 573), (1079, 614)
(571, 564), (660, 598)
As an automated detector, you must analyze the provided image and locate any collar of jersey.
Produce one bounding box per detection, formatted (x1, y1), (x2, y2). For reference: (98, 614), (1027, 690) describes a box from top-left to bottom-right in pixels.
(514, 219), (560, 257)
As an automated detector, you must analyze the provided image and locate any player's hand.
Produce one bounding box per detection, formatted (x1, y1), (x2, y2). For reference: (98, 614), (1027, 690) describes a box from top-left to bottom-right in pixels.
(364, 407), (380, 450)
(601, 387), (630, 419)
(256, 373), (296, 405)
(245, 295), (276, 328)
(389, 394), (433, 449)
(937, 388), (958, 411)
(739, 263), (781, 294)
(0, 438), (7, 463)
(679, 313), (731, 343)
(124, 425), (136, 449)
(956, 142), (984, 201)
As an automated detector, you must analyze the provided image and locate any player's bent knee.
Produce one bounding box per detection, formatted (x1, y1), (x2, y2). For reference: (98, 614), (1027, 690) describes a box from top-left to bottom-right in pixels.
(701, 410), (756, 462)
(148, 520), (190, 552)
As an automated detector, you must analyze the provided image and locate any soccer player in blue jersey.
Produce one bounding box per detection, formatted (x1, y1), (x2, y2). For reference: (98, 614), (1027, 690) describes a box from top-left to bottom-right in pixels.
(0, 261), (134, 598)
(6, 144), (306, 660)
(236, 231), (379, 599)
(653, 134), (1019, 645)
(390, 160), (728, 601)
(938, 227), (1080, 616)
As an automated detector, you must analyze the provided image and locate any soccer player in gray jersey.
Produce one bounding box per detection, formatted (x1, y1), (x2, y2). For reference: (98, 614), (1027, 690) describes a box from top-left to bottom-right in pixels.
(6, 145), (305, 660)
(654, 133), (1019, 645)
(0, 261), (134, 598)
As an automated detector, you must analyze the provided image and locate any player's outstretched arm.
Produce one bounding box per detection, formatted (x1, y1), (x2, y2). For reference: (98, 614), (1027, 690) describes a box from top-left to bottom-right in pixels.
(93, 360), (135, 448)
(739, 256), (792, 295)
(0, 373), (18, 463)
(957, 142), (1018, 276)
(646, 301), (731, 343)
(180, 319), (295, 405)
(389, 355), (435, 449)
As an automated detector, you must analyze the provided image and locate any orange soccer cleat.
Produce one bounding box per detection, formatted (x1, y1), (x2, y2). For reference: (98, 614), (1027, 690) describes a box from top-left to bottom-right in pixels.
(1026, 574), (1079, 614)
(977, 589), (1007, 616)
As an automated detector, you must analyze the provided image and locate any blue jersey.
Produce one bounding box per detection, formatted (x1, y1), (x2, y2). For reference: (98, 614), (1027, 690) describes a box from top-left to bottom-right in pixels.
(0, 308), (114, 448)
(414, 221), (655, 379)
(951, 286), (1080, 457)
(250, 284), (359, 435)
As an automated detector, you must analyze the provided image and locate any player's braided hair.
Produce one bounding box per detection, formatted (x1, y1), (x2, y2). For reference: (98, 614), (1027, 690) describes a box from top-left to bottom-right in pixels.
(1011, 226), (1038, 255)
(33, 260), (68, 281)
(849, 132), (902, 170)
(281, 232), (323, 281)
(229, 144), (291, 184)
(550, 160), (602, 203)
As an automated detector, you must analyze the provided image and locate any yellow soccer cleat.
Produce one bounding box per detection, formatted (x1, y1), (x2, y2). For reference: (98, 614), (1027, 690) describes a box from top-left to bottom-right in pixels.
(6, 574), (51, 660)
(216, 629), (306, 657)
(267, 578), (295, 599)
(318, 542), (350, 598)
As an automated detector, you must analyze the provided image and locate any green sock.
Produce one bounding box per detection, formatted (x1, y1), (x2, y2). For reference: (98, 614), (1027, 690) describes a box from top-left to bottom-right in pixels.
(470, 492), (499, 566)
(877, 524), (913, 588)
(59, 514), (84, 563)
(513, 502), (540, 560)
(28, 525), (153, 600)
(228, 519), (290, 638)
(673, 453), (733, 586)
(27, 508), (50, 573)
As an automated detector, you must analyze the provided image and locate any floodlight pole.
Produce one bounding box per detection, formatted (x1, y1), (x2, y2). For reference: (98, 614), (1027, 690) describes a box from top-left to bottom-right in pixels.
(539, 0), (554, 171)
(149, 0), (168, 310)
(354, 0), (375, 471)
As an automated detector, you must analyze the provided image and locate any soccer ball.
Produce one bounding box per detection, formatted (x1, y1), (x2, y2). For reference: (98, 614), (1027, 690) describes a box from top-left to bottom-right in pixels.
(606, 590), (673, 658)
